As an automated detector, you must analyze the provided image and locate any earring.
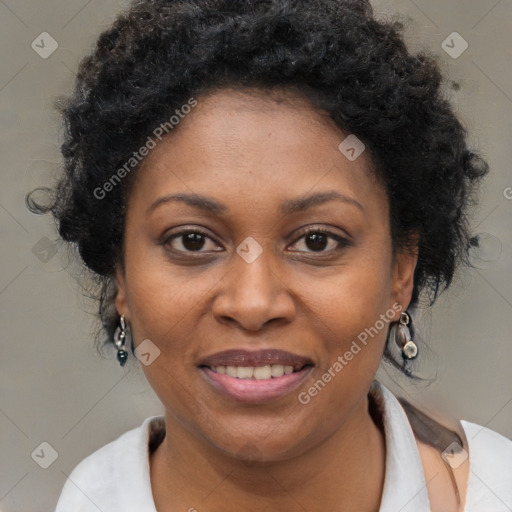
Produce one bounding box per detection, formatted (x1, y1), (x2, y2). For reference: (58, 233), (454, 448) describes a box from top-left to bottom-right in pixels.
(393, 311), (418, 360)
(114, 315), (129, 367)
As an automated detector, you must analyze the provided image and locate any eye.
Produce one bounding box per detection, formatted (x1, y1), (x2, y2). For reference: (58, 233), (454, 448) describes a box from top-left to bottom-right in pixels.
(288, 228), (351, 253)
(163, 229), (222, 253)
(162, 227), (350, 255)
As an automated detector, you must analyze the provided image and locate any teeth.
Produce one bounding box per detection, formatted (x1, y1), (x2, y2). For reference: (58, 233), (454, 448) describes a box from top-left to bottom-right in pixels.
(237, 366), (254, 379)
(271, 364), (284, 378)
(226, 366), (238, 377)
(213, 364), (298, 379)
(253, 366), (272, 379)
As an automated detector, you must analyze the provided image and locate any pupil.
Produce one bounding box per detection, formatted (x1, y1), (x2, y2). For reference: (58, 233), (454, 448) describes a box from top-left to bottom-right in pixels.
(183, 233), (205, 251)
(306, 233), (327, 251)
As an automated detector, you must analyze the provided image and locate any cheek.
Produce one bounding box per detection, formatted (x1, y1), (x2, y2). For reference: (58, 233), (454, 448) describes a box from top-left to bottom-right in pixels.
(123, 245), (223, 343)
(297, 253), (394, 402)
(305, 254), (394, 341)
(296, 272), (393, 425)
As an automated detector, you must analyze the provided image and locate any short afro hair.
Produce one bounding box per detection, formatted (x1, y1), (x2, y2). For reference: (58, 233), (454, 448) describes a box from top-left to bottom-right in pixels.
(28, 0), (488, 373)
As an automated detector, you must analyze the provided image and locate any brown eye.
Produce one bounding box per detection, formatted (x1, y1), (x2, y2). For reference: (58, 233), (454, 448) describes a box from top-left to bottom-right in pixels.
(164, 230), (221, 253)
(180, 232), (206, 251)
(289, 229), (351, 253)
(304, 232), (329, 251)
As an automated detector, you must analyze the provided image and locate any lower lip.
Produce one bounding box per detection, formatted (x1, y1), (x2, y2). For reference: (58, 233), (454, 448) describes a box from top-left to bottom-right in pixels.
(200, 366), (313, 403)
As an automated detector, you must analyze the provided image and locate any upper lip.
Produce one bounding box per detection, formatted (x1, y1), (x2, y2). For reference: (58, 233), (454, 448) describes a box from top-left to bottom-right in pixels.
(199, 349), (314, 370)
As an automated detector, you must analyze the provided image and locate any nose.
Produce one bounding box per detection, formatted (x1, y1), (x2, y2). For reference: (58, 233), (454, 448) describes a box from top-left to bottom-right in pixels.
(212, 245), (296, 332)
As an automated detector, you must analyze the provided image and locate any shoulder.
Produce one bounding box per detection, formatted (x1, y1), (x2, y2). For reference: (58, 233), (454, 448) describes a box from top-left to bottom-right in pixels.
(415, 418), (512, 512)
(380, 383), (512, 511)
(461, 419), (512, 458)
(54, 416), (162, 512)
(461, 420), (512, 510)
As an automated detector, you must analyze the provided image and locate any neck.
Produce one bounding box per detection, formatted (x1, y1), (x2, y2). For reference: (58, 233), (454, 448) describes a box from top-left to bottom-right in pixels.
(150, 394), (386, 512)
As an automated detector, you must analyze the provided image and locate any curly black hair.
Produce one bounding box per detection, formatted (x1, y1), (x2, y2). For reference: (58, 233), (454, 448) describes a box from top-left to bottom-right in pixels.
(28, 0), (488, 374)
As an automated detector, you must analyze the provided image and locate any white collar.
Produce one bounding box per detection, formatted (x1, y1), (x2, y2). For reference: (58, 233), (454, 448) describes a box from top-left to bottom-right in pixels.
(370, 381), (431, 511)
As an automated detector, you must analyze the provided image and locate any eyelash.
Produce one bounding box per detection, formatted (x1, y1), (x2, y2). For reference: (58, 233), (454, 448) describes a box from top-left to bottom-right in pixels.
(162, 227), (351, 255)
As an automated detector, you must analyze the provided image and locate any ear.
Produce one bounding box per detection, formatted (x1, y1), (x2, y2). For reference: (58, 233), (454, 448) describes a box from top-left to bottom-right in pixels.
(114, 263), (129, 318)
(390, 243), (418, 316)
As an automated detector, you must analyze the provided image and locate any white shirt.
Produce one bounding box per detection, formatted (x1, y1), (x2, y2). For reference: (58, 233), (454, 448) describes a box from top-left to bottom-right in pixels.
(55, 382), (512, 511)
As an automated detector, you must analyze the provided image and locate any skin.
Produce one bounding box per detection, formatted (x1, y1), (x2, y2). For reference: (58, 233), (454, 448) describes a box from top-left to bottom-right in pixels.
(418, 438), (469, 511)
(115, 86), (427, 511)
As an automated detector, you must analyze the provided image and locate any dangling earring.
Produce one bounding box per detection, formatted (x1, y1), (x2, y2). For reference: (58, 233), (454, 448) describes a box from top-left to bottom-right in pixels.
(393, 311), (418, 360)
(114, 315), (129, 367)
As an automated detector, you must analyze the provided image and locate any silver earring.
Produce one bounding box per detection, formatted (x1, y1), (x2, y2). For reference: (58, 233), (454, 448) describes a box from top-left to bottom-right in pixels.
(392, 311), (418, 360)
(114, 315), (128, 366)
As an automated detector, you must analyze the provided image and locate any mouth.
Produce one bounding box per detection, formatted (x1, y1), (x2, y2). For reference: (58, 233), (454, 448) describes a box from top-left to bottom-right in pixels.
(198, 348), (314, 372)
(197, 349), (314, 403)
(199, 363), (313, 380)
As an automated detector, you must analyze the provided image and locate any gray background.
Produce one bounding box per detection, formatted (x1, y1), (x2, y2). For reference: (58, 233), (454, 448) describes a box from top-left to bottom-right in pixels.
(0, 0), (511, 510)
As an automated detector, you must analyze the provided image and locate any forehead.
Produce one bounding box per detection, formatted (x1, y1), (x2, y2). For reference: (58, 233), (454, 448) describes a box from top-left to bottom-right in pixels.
(128, 87), (385, 216)
(173, 87), (354, 155)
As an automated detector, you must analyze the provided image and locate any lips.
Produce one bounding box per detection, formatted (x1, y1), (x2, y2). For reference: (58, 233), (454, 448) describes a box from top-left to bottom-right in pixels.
(198, 348), (315, 403)
(198, 348), (314, 371)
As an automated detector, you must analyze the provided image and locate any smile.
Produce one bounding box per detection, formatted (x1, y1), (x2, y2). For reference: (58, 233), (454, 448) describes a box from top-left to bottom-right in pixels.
(207, 364), (308, 379)
(199, 364), (313, 403)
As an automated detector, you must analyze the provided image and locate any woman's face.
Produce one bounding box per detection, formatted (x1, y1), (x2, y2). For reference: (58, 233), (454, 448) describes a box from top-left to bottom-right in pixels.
(115, 87), (417, 461)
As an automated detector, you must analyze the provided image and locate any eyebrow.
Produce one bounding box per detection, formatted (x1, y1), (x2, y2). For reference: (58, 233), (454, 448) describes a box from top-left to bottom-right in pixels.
(146, 190), (364, 216)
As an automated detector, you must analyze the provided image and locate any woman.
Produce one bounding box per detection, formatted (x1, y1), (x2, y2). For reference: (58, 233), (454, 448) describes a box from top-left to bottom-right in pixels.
(29, 0), (512, 510)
